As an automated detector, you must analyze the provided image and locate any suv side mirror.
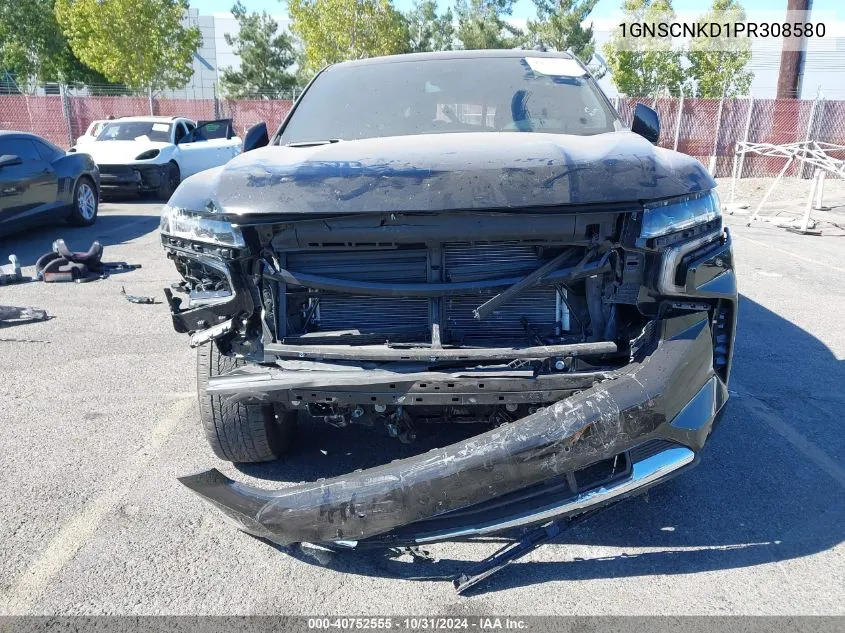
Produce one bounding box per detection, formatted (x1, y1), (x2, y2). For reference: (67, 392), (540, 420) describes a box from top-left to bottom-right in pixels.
(243, 122), (269, 152)
(0, 154), (22, 168)
(631, 103), (660, 144)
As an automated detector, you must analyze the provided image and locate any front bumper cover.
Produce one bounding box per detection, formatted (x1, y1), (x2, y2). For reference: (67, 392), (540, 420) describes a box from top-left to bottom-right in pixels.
(179, 311), (728, 546)
(98, 164), (166, 192)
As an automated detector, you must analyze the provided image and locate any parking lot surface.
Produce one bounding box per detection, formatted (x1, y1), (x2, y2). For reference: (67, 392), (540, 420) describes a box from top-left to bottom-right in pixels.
(0, 193), (843, 615)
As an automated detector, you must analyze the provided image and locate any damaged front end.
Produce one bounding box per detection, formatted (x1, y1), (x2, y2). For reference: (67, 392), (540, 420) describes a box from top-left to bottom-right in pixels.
(162, 194), (736, 548)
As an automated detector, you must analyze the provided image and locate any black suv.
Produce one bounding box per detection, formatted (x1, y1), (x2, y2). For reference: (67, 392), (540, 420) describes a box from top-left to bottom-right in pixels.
(161, 51), (736, 549)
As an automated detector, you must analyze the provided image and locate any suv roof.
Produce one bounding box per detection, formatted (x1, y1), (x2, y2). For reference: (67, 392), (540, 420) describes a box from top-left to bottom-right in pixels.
(332, 49), (577, 70)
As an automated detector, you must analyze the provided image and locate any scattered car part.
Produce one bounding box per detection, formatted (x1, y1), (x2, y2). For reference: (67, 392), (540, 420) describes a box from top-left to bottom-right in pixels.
(0, 254), (24, 285)
(121, 286), (158, 304)
(452, 504), (611, 595)
(0, 305), (49, 326)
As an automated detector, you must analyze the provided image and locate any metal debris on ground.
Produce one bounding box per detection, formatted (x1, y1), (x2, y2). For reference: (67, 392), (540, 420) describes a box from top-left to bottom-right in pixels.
(451, 504), (613, 595)
(0, 255), (25, 285)
(0, 305), (50, 327)
(121, 286), (158, 304)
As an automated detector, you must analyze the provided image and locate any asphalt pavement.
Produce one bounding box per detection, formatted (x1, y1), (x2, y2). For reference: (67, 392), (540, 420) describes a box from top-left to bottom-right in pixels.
(0, 199), (843, 615)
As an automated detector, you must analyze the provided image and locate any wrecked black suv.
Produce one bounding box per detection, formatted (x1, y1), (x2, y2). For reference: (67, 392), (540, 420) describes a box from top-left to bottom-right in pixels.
(161, 51), (736, 549)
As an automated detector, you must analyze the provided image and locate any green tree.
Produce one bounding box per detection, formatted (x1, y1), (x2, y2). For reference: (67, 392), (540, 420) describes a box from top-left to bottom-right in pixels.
(687, 0), (752, 97)
(603, 0), (685, 97)
(56, 0), (202, 91)
(454, 0), (522, 50)
(288, 0), (410, 79)
(220, 2), (297, 99)
(525, 0), (598, 61)
(0, 0), (109, 90)
(406, 0), (455, 52)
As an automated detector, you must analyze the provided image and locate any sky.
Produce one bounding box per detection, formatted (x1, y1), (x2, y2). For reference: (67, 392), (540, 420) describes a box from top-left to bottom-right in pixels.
(189, 0), (841, 22)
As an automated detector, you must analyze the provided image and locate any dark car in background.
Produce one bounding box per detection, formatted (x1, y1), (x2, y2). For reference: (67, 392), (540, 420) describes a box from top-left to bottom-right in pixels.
(161, 51), (737, 550)
(0, 131), (99, 238)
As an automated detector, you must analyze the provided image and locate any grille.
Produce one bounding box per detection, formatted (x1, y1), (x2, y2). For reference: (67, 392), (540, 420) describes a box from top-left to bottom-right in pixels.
(628, 439), (679, 462)
(97, 165), (134, 176)
(284, 243), (562, 342)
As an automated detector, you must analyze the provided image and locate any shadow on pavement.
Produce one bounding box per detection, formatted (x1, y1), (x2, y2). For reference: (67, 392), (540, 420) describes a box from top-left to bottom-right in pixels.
(237, 293), (845, 595)
(0, 209), (160, 267)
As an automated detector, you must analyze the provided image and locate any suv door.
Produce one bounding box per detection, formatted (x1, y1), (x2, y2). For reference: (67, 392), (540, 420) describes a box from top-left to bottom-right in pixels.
(0, 137), (58, 232)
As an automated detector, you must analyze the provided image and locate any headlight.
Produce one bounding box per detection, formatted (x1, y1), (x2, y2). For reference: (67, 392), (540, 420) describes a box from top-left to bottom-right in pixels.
(135, 149), (160, 160)
(159, 205), (245, 248)
(641, 190), (721, 239)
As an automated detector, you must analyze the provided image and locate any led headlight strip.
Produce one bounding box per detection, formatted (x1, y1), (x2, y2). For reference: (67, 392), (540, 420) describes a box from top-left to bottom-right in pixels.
(159, 205), (246, 248)
(641, 190), (721, 239)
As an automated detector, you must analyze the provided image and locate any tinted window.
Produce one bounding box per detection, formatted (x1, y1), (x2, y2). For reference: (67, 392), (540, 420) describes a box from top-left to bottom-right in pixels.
(193, 121), (230, 141)
(33, 139), (62, 161)
(174, 123), (188, 144)
(280, 56), (618, 144)
(0, 138), (42, 162)
(97, 121), (172, 142)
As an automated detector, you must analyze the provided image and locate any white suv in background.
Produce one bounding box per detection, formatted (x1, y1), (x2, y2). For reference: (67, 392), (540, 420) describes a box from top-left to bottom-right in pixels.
(70, 116), (241, 199)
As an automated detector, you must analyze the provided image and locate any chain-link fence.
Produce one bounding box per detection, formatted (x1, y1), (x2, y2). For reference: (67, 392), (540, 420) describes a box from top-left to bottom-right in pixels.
(3, 87), (845, 179)
(613, 92), (845, 178)
(0, 91), (295, 150)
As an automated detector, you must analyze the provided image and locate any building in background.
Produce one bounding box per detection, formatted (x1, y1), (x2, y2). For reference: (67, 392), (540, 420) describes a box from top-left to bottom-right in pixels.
(160, 8), (292, 99)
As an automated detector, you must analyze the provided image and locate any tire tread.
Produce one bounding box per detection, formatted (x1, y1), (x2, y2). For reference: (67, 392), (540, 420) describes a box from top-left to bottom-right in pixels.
(197, 344), (293, 462)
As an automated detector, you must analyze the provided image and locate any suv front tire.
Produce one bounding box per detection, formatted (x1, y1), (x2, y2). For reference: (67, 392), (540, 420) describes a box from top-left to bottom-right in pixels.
(196, 344), (296, 462)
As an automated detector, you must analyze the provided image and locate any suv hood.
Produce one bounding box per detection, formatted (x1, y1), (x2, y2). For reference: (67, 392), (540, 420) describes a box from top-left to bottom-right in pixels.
(169, 131), (715, 215)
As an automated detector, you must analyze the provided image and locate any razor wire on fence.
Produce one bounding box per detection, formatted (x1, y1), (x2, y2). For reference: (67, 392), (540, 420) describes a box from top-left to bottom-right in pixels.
(3, 85), (845, 179)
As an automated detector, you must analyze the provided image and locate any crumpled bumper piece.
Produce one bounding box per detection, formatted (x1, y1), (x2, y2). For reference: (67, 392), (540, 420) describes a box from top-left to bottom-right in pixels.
(179, 312), (724, 546)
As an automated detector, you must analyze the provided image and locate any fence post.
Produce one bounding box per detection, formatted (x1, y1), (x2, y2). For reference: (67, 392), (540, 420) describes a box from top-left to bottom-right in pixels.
(736, 94), (753, 180)
(60, 84), (74, 148)
(709, 82), (727, 175)
(730, 94), (754, 206)
(673, 86), (684, 151)
(800, 87), (822, 178)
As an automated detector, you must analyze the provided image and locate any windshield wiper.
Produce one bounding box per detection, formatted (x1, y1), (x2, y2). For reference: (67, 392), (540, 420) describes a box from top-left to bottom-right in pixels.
(285, 139), (343, 148)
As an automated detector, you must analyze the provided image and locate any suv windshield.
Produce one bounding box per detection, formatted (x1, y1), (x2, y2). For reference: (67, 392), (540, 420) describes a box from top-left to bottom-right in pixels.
(280, 56), (619, 145)
(97, 121), (172, 142)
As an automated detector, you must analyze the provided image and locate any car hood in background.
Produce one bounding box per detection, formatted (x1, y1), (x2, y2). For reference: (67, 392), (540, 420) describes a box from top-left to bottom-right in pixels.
(168, 131), (716, 216)
(74, 140), (171, 164)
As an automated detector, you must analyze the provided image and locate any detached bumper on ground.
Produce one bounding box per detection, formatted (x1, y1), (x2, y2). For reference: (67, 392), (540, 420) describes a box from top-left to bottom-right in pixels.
(179, 312), (728, 547)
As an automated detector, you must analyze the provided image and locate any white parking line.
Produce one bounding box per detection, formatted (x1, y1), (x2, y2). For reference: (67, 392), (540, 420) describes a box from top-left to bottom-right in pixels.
(733, 386), (845, 490)
(734, 233), (845, 275)
(0, 397), (194, 614)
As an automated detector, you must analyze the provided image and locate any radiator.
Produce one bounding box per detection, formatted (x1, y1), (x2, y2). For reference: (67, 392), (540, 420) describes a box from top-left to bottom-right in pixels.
(285, 243), (565, 343)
